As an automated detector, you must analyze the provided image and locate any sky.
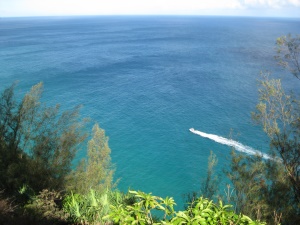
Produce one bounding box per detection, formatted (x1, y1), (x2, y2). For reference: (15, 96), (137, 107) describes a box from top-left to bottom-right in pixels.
(0, 0), (300, 18)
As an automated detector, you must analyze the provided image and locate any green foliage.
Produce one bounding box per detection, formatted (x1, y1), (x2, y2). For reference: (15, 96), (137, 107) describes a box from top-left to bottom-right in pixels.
(23, 189), (67, 224)
(63, 189), (111, 225)
(226, 34), (300, 225)
(252, 72), (300, 204)
(226, 148), (299, 224)
(275, 34), (300, 79)
(107, 190), (176, 224)
(200, 151), (219, 200)
(0, 82), (88, 194)
(108, 189), (137, 207)
(106, 190), (263, 225)
(171, 197), (264, 225)
(0, 82), (117, 224)
(67, 123), (115, 195)
(253, 72), (296, 138)
(225, 150), (268, 219)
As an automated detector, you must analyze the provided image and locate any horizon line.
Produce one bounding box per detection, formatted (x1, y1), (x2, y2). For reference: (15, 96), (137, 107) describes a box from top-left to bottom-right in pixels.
(1, 14), (300, 19)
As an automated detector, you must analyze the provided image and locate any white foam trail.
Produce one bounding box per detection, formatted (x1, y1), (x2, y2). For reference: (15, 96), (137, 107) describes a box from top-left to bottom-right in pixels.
(189, 128), (279, 161)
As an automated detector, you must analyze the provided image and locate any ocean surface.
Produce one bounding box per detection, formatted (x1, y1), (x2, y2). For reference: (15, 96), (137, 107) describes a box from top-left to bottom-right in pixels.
(1, 16), (299, 208)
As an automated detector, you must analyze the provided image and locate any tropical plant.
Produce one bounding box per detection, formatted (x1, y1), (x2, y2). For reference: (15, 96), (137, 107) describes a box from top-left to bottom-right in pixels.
(63, 189), (111, 225)
(107, 190), (176, 224)
(170, 197), (264, 225)
(106, 190), (263, 225)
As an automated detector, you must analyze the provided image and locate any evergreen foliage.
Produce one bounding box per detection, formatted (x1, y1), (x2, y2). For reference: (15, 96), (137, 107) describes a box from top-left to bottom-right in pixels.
(253, 73), (300, 204)
(0, 82), (87, 195)
(67, 123), (115, 195)
(200, 151), (219, 200)
(225, 34), (300, 224)
(275, 34), (300, 79)
(225, 151), (267, 219)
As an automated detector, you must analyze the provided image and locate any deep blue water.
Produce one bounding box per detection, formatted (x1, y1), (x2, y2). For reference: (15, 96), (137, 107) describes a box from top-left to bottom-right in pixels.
(1, 16), (299, 208)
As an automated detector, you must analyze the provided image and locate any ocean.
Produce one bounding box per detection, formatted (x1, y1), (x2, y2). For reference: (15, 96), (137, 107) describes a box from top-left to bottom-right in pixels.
(0, 16), (299, 208)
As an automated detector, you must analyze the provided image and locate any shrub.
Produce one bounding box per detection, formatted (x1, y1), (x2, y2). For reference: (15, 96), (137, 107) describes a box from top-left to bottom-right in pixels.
(106, 190), (264, 225)
(24, 189), (67, 225)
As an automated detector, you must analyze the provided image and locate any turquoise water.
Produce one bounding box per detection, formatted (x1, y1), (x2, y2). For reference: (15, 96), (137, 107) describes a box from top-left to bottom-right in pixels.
(1, 16), (299, 208)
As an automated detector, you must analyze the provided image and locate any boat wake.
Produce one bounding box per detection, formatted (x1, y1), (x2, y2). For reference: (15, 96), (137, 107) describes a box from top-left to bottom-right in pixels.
(189, 128), (279, 161)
